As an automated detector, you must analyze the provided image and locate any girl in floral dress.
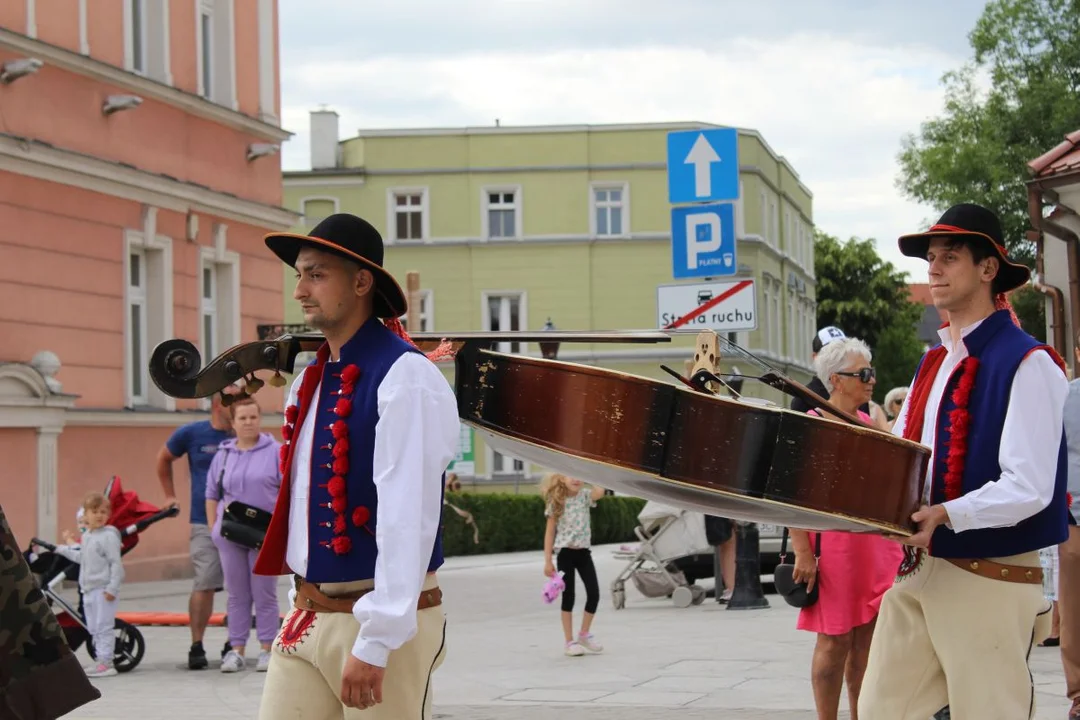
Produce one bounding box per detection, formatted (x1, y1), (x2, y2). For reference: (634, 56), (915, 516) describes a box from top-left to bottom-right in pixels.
(541, 473), (606, 657)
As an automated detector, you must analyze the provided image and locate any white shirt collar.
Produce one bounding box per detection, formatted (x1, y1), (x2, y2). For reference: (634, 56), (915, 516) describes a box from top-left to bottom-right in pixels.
(936, 316), (986, 354)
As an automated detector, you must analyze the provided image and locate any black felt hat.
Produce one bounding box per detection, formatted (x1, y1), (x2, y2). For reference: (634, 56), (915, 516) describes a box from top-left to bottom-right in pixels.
(265, 213), (406, 318)
(897, 203), (1030, 293)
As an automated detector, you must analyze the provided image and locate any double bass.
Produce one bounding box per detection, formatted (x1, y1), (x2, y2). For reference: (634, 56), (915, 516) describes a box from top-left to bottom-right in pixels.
(147, 329), (928, 536)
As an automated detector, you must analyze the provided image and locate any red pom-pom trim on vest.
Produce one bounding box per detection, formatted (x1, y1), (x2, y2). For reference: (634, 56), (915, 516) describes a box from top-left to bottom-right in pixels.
(330, 535), (351, 555)
(943, 357), (979, 502)
(334, 398), (353, 417)
(352, 506), (370, 528)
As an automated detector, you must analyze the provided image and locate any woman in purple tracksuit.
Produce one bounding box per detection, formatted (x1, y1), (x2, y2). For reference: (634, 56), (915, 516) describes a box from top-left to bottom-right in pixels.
(205, 396), (282, 673)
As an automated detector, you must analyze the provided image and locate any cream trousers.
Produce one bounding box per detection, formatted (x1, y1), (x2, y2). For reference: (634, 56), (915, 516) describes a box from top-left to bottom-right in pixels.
(258, 574), (447, 720)
(858, 548), (1051, 720)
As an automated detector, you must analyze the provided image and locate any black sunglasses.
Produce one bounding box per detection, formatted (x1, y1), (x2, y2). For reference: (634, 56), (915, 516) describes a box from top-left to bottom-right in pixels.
(835, 367), (876, 383)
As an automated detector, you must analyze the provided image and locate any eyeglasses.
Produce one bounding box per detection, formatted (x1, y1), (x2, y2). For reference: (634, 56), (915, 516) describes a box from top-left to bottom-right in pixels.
(835, 367), (876, 383)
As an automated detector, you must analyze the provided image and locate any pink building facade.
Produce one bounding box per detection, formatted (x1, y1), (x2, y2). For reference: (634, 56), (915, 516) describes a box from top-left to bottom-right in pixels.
(0, 1), (295, 581)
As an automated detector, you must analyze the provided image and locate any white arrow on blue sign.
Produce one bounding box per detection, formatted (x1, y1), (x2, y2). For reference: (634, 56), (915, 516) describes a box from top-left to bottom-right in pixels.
(666, 128), (740, 204)
(671, 203), (737, 279)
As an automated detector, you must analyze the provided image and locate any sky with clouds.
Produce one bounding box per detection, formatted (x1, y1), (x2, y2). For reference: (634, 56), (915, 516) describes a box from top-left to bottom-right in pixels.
(277, 0), (993, 281)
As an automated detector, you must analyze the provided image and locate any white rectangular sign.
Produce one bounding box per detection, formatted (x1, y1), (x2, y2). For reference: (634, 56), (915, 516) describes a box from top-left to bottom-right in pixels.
(657, 279), (757, 332)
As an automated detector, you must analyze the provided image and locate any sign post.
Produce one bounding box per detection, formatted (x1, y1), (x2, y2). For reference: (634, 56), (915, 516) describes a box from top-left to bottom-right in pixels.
(665, 128), (740, 280)
(657, 279), (757, 332)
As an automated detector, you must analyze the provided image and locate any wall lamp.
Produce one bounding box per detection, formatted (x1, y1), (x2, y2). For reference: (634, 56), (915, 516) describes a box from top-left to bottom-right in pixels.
(1, 58), (43, 84)
(247, 143), (280, 161)
(103, 94), (143, 115)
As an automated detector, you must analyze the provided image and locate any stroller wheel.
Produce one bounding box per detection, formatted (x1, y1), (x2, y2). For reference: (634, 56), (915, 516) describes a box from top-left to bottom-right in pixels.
(672, 585), (694, 608)
(690, 585), (706, 605)
(87, 619), (145, 673)
(611, 588), (626, 610)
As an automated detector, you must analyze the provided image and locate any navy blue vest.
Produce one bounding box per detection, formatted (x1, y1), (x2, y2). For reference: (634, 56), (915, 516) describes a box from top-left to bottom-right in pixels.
(302, 317), (446, 583)
(927, 309), (1069, 558)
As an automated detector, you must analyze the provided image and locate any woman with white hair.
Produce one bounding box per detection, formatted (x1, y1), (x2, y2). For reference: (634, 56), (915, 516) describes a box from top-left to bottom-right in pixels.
(882, 386), (909, 430)
(788, 337), (904, 720)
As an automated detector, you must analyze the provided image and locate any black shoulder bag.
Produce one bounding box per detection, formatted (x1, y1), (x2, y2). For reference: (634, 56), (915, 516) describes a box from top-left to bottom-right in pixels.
(216, 456), (273, 551)
(773, 528), (822, 608)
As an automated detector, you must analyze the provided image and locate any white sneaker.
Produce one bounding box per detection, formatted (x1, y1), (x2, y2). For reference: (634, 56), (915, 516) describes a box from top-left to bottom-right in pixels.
(256, 650), (271, 672)
(577, 633), (604, 653)
(86, 661), (117, 678)
(220, 650), (245, 673)
(564, 641), (585, 657)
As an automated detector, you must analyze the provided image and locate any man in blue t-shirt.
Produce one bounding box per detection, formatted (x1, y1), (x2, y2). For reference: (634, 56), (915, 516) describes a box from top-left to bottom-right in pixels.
(156, 391), (235, 670)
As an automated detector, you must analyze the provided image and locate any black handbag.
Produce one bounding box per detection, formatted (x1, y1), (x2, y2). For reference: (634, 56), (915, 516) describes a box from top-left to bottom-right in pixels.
(773, 528), (822, 608)
(216, 462), (272, 550)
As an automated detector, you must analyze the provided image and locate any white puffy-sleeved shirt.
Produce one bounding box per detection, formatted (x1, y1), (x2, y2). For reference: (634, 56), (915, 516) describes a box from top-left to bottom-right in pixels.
(891, 319), (1068, 532)
(283, 350), (461, 667)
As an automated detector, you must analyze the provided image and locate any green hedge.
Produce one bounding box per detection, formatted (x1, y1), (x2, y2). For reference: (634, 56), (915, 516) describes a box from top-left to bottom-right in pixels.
(441, 493), (646, 557)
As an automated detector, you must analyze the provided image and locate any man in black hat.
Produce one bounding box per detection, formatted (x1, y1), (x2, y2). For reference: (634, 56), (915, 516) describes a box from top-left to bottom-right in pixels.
(857, 203), (1070, 719)
(252, 214), (460, 720)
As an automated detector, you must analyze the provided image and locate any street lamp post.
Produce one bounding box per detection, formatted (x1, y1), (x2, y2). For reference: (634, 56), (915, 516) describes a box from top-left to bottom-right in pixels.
(539, 317), (561, 360)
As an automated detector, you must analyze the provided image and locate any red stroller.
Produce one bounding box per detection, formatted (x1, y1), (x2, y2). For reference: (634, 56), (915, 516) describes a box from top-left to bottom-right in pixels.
(25, 476), (179, 673)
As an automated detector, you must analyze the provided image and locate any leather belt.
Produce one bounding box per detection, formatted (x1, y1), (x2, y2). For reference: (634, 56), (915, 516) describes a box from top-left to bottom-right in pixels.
(293, 577), (443, 614)
(945, 557), (1043, 585)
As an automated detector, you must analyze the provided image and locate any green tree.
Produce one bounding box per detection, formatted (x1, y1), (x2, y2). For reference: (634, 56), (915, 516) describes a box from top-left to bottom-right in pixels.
(814, 231), (926, 401)
(896, 0), (1080, 338)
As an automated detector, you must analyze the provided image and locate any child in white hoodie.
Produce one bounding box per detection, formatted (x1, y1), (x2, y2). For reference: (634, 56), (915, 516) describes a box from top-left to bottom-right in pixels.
(54, 492), (125, 678)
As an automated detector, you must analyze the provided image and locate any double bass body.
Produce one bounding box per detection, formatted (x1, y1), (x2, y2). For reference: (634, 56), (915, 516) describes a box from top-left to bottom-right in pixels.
(455, 345), (929, 536)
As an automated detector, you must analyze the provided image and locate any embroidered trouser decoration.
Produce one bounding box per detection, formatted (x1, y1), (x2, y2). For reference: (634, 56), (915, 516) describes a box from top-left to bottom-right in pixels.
(258, 575), (448, 720)
(857, 551), (1052, 720)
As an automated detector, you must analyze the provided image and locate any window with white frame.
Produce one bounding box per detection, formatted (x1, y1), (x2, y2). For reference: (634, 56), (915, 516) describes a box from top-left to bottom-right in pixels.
(125, 0), (169, 83)
(771, 280), (782, 353)
(592, 185), (626, 237)
(787, 295), (795, 359)
(398, 289), (433, 332)
(484, 189), (519, 239)
(491, 449), (525, 476)
(770, 198), (779, 247)
(391, 190), (426, 241)
(484, 292), (525, 354)
(201, 263), (218, 362)
(759, 189), (768, 241)
(761, 280), (772, 352)
(784, 208), (792, 256)
(197, 0), (235, 108)
(124, 227), (173, 408)
(131, 0), (145, 73)
(128, 247), (149, 404)
(199, 3), (212, 98)
(198, 228), (241, 409)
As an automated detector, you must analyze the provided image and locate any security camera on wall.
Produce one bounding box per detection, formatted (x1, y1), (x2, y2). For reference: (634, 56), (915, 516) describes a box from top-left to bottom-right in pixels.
(103, 94), (143, 115)
(0, 58), (43, 84)
(247, 143), (280, 161)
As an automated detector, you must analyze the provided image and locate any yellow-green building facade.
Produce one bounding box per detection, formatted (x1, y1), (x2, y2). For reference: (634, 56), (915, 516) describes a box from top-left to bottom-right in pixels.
(282, 113), (817, 490)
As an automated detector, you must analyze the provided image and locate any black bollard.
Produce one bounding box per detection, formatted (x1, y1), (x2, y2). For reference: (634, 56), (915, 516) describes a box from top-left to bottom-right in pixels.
(727, 520), (769, 610)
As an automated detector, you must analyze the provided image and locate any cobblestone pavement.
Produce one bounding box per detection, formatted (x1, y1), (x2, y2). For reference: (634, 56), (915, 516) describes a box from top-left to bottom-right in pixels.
(62, 546), (1068, 719)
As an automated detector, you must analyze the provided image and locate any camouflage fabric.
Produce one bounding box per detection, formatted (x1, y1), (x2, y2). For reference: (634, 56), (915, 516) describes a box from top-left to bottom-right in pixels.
(0, 503), (100, 720)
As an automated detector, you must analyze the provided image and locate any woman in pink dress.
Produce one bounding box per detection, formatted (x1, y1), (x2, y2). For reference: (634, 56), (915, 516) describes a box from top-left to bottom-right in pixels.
(789, 337), (903, 720)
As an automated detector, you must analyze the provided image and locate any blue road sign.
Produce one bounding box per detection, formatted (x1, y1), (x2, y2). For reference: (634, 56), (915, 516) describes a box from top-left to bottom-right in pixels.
(666, 128), (740, 204)
(671, 203), (737, 279)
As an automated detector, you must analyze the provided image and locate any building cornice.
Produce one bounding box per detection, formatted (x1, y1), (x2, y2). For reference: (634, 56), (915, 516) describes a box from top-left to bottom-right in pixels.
(0, 133), (300, 229)
(0, 28), (291, 143)
(337, 121), (812, 199)
(282, 163), (813, 218)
